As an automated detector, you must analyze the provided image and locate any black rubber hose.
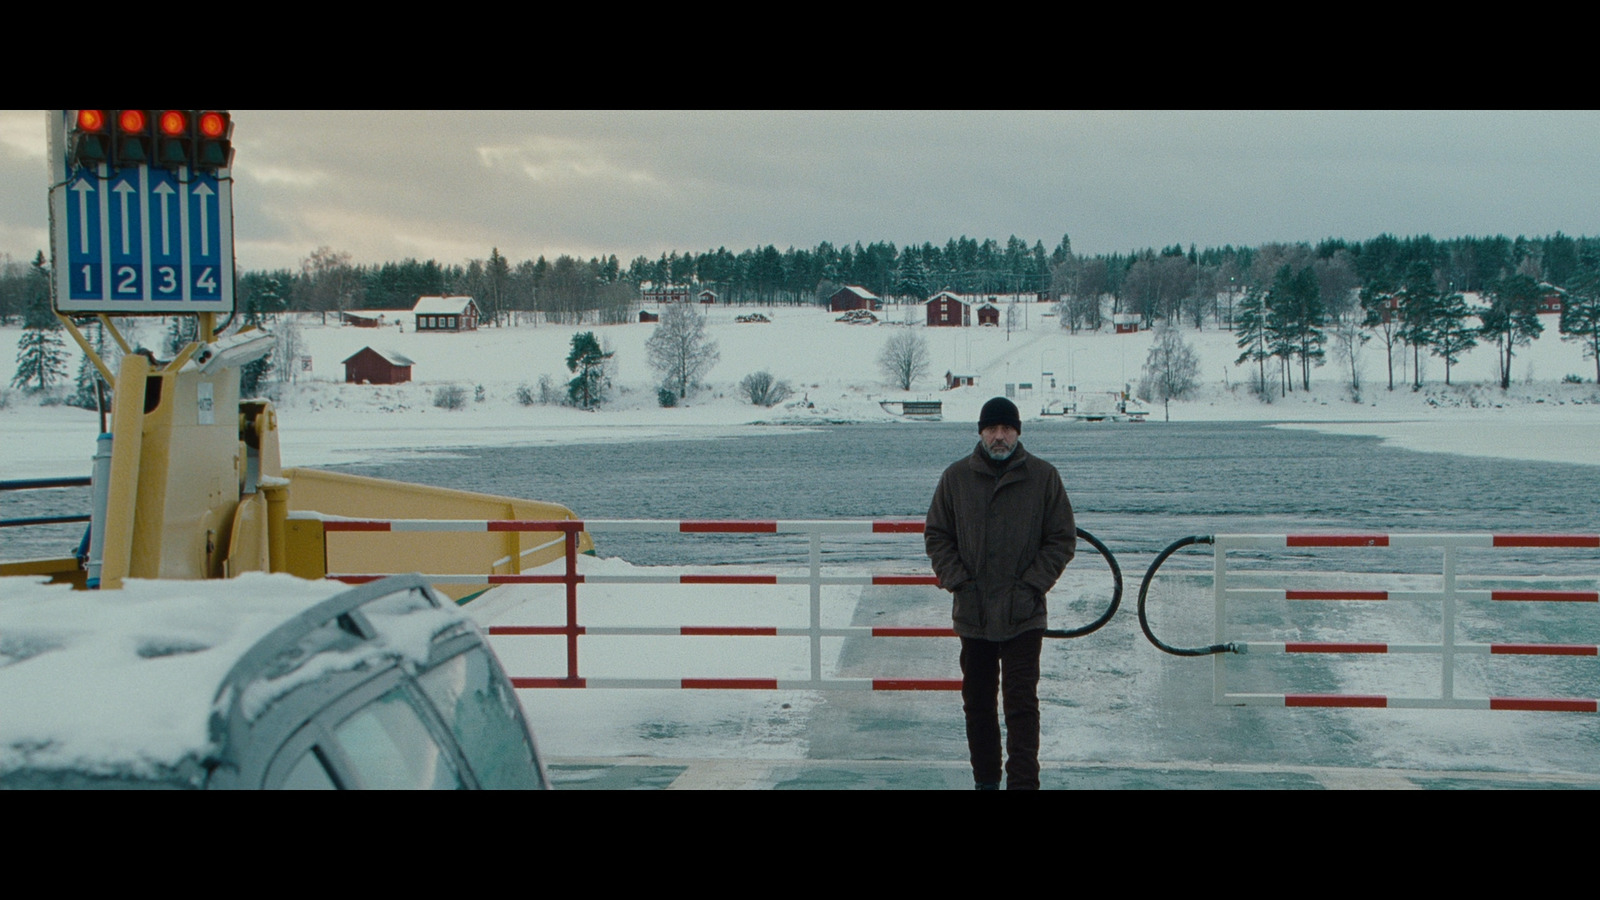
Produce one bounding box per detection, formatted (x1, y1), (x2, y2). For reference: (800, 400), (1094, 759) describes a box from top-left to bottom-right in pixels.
(1137, 535), (1239, 656)
(1044, 527), (1122, 639)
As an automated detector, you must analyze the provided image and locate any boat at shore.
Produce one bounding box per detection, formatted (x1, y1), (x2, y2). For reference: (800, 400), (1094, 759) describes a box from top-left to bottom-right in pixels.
(1040, 390), (1149, 422)
(879, 399), (943, 420)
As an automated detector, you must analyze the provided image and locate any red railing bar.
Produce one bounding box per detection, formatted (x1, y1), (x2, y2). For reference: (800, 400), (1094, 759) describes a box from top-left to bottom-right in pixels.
(1286, 534), (1390, 547)
(1491, 644), (1599, 656)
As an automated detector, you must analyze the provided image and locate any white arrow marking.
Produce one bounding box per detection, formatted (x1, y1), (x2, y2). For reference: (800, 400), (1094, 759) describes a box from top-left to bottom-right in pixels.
(153, 181), (175, 255)
(193, 182), (214, 257)
(113, 180), (137, 255)
(71, 179), (95, 253)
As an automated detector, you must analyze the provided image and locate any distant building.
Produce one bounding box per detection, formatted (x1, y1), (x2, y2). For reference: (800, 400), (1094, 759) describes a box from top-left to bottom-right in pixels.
(639, 310), (660, 323)
(1538, 286), (1565, 316)
(642, 285), (691, 304)
(413, 296), (479, 332)
(926, 291), (969, 327)
(698, 289), (717, 305)
(1113, 313), (1140, 334)
(976, 303), (1000, 327)
(945, 371), (977, 389)
(342, 347), (414, 385)
(340, 311), (382, 328)
(829, 285), (880, 313)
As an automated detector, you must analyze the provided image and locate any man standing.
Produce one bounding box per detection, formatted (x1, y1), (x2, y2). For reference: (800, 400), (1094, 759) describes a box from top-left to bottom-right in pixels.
(925, 396), (1075, 790)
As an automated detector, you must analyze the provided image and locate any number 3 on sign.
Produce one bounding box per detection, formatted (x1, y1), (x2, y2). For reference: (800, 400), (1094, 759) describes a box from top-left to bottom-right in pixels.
(153, 266), (180, 298)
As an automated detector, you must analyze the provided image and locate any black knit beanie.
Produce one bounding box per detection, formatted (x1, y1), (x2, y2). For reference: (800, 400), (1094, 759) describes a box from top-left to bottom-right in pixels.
(978, 396), (1021, 433)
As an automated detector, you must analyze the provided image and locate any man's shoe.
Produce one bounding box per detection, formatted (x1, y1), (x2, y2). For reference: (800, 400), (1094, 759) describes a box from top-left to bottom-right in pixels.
(975, 781), (1001, 790)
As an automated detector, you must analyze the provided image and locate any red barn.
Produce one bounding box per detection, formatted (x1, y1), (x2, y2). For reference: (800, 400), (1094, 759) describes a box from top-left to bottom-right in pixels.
(976, 303), (1000, 326)
(829, 285), (880, 312)
(342, 347), (414, 385)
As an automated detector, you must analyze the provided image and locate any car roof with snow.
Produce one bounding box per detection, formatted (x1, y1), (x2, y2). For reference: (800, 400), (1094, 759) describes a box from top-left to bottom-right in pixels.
(0, 573), (541, 789)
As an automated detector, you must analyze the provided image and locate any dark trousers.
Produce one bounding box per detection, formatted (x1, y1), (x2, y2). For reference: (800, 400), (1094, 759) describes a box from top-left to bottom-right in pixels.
(960, 629), (1044, 790)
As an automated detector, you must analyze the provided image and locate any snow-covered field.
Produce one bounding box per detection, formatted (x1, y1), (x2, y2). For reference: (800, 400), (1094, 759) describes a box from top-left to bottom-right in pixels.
(3, 301), (1598, 476)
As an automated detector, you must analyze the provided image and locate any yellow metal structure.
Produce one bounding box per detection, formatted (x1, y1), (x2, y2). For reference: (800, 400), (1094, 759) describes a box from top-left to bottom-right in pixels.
(15, 322), (587, 600)
(281, 469), (590, 601)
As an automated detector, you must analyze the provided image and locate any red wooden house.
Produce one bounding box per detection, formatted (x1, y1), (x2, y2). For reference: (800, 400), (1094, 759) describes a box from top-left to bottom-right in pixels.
(926, 291), (969, 327)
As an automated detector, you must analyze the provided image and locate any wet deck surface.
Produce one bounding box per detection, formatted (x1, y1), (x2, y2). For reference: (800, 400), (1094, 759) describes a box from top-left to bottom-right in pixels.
(547, 758), (1600, 790)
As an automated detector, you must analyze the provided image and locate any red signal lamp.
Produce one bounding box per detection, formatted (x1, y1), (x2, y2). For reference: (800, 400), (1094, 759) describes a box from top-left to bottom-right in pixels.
(112, 109), (151, 167)
(155, 109), (192, 169)
(67, 109), (110, 169)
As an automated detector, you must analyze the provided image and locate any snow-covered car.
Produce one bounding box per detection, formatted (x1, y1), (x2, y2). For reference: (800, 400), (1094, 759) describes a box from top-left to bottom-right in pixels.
(0, 573), (548, 790)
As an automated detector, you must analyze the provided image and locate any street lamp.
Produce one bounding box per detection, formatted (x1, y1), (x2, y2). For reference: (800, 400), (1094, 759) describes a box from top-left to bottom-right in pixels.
(1070, 348), (1090, 389)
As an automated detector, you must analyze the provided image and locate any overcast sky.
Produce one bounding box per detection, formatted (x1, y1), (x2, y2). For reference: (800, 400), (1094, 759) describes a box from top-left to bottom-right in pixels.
(4, 110), (1598, 274)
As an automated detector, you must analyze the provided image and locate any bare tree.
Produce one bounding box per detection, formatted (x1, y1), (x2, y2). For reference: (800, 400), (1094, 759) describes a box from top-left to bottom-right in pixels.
(295, 246), (362, 324)
(646, 303), (719, 401)
(1138, 323), (1200, 421)
(878, 328), (930, 390)
(739, 371), (793, 406)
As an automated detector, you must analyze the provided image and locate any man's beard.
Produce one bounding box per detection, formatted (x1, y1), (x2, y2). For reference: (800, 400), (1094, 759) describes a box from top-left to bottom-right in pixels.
(984, 440), (1015, 461)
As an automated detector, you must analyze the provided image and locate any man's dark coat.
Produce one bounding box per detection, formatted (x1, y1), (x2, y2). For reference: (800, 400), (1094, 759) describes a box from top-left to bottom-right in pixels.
(925, 443), (1076, 641)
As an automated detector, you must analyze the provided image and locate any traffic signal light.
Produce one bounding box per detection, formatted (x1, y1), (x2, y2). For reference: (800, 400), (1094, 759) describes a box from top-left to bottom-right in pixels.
(67, 109), (109, 170)
(64, 109), (233, 173)
(155, 109), (192, 170)
(195, 110), (233, 171)
(112, 109), (151, 167)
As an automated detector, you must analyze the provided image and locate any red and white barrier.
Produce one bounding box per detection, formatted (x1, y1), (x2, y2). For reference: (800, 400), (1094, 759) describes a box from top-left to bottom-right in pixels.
(1209, 532), (1600, 713)
(323, 516), (959, 691)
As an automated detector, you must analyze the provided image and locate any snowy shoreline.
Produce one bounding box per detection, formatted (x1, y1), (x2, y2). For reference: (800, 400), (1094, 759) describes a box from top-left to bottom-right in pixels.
(3, 306), (1598, 477)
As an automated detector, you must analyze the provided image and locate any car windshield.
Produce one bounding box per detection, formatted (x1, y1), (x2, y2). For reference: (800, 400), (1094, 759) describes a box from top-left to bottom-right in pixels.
(417, 647), (544, 789)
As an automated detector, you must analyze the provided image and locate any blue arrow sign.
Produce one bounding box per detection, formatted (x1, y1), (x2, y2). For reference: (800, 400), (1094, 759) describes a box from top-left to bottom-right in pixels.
(107, 167), (145, 301)
(188, 174), (222, 302)
(50, 110), (235, 315)
(65, 171), (105, 301)
(147, 168), (184, 300)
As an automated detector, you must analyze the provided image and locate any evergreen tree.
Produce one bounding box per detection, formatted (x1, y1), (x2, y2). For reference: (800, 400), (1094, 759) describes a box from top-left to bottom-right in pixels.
(1429, 290), (1478, 385)
(1559, 256), (1600, 383)
(1397, 261), (1442, 389)
(11, 253), (67, 394)
(565, 331), (612, 409)
(1267, 264), (1327, 392)
(1479, 273), (1545, 389)
(1233, 286), (1272, 394)
(67, 319), (112, 410)
(164, 315), (201, 357)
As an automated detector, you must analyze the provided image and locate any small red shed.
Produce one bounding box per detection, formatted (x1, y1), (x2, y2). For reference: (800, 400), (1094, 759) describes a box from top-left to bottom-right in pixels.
(829, 285), (881, 312)
(976, 303), (1000, 326)
(343, 347), (414, 385)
